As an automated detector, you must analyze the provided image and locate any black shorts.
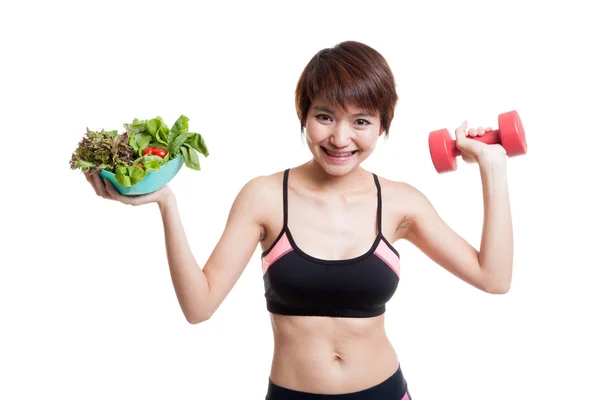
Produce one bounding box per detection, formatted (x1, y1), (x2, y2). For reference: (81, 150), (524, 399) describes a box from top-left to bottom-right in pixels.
(265, 364), (412, 399)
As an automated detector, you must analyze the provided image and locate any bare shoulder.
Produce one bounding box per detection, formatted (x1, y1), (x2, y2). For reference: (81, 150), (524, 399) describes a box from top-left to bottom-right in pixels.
(376, 175), (430, 209)
(377, 175), (422, 195)
(233, 170), (286, 236)
(374, 175), (434, 239)
(240, 171), (285, 202)
(237, 171), (281, 200)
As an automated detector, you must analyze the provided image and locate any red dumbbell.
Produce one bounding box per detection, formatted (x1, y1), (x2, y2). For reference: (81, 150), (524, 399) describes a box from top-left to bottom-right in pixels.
(428, 110), (527, 173)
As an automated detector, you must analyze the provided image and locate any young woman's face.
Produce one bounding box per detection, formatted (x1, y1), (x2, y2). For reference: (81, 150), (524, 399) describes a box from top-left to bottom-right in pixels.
(304, 95), (384, 176)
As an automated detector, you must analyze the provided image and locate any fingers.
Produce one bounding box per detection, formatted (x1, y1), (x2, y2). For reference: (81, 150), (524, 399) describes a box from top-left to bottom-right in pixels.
(84, 172), (100, 196)
(455, 120), (481, 162)
(457, 119), (494, 138)
(455, 120), (468, 137)
(85, 171), (115, 200)
(83, 170), (155, 206)
(85, 171), (105, 197)
(93, 173), (111, 198)
(103, 178), (132, 204)
(467, 126), (489, 137)
(103, 178), (117, 196)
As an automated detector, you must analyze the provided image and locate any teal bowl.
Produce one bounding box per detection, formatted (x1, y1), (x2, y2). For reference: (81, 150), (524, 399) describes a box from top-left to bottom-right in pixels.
(99, 156), (184, 196)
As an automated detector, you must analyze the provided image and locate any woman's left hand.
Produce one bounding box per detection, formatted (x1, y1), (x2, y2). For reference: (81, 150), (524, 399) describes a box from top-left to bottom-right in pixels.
(454, 121), (507, 165)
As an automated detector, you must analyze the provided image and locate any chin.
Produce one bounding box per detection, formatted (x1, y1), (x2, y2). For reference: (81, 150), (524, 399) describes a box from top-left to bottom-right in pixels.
(316, 157), (361, 176)
(320, 165), (353, 176)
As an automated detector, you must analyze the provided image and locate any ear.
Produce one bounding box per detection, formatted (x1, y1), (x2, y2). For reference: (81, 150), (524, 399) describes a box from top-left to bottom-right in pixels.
(378, 126), (385, 137)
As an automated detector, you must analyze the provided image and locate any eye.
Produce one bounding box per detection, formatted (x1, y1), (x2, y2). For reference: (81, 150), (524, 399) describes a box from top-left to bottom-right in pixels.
(316, 114), (333, 122)
(355, 119), (371, 126)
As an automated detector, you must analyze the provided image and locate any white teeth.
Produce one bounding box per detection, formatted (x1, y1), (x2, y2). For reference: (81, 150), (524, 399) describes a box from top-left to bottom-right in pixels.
(325, 149), (353, 158)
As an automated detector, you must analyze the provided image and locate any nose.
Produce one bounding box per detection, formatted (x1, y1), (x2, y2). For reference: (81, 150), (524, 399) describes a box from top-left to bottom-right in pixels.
(329, 123), (352, 148)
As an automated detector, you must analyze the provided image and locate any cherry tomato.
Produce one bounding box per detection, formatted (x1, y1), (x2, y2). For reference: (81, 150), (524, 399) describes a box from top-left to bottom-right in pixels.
(137, 163), (143, 168)
(152, 148), (167, 158)
(142, 146), (154, 156)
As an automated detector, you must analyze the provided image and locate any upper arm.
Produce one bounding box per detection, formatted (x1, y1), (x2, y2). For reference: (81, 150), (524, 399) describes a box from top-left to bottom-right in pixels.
(201, 176), (269, 317)
(400, 183), (489, 292)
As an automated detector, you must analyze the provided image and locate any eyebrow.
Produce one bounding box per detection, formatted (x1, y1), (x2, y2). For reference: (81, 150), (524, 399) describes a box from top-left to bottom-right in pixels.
(311, 105), (375, 118)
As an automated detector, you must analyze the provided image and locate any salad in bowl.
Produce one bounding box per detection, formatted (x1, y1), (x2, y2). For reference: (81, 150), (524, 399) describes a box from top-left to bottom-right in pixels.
(70, 115), (208, 195)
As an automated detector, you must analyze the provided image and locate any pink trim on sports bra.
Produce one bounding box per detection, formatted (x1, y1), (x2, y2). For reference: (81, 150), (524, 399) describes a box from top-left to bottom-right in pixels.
(262, 232), (293, 275)
(374, 239), (400, 278)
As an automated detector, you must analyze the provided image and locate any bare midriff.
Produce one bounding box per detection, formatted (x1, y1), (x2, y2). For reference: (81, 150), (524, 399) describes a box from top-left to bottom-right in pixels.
(268, 312), (400, 394)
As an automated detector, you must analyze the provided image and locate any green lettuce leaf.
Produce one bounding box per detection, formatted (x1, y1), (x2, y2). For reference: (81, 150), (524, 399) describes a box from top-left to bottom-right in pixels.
(185, 133), (209, 157)
(181, 144), (200, 170)
(145, 117), (161, 135)
(143, 159), (161, 172)
(168, 115), (189, 148)
(129, 132), (152, 154)
(115, 165), (148, 187)
(157, 123), (169, 145)
(169, 132), (193, 156)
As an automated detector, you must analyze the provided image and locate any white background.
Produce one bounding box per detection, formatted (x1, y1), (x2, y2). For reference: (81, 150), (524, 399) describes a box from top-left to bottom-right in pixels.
(1, 0), (599, 399)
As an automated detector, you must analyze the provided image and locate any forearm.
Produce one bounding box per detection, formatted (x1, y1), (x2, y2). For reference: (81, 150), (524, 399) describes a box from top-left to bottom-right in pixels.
(478, 158), (513, 293)
(158, 192), (211, 323)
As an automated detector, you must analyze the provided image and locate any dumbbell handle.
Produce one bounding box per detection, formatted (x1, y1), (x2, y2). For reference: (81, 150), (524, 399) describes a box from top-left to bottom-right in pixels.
(449, 129), (500, 157)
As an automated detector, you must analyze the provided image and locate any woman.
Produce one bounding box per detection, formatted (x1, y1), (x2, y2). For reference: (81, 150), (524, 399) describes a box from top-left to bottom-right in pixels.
(85, 41), (513, 399)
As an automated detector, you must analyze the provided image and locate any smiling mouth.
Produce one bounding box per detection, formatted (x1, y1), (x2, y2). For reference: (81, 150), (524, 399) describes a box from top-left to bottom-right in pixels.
(321, 146), (358, 159)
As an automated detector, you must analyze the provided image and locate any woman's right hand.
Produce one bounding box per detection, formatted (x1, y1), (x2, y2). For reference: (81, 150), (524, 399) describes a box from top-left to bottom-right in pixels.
(84, 170), (173, 207)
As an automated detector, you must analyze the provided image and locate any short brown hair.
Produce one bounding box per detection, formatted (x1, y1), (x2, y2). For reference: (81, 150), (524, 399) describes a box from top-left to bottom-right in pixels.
(295, 41), (398, 136)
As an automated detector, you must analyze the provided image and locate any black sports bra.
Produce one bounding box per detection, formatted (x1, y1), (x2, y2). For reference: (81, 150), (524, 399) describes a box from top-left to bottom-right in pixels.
(261, 169), (400, 318)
